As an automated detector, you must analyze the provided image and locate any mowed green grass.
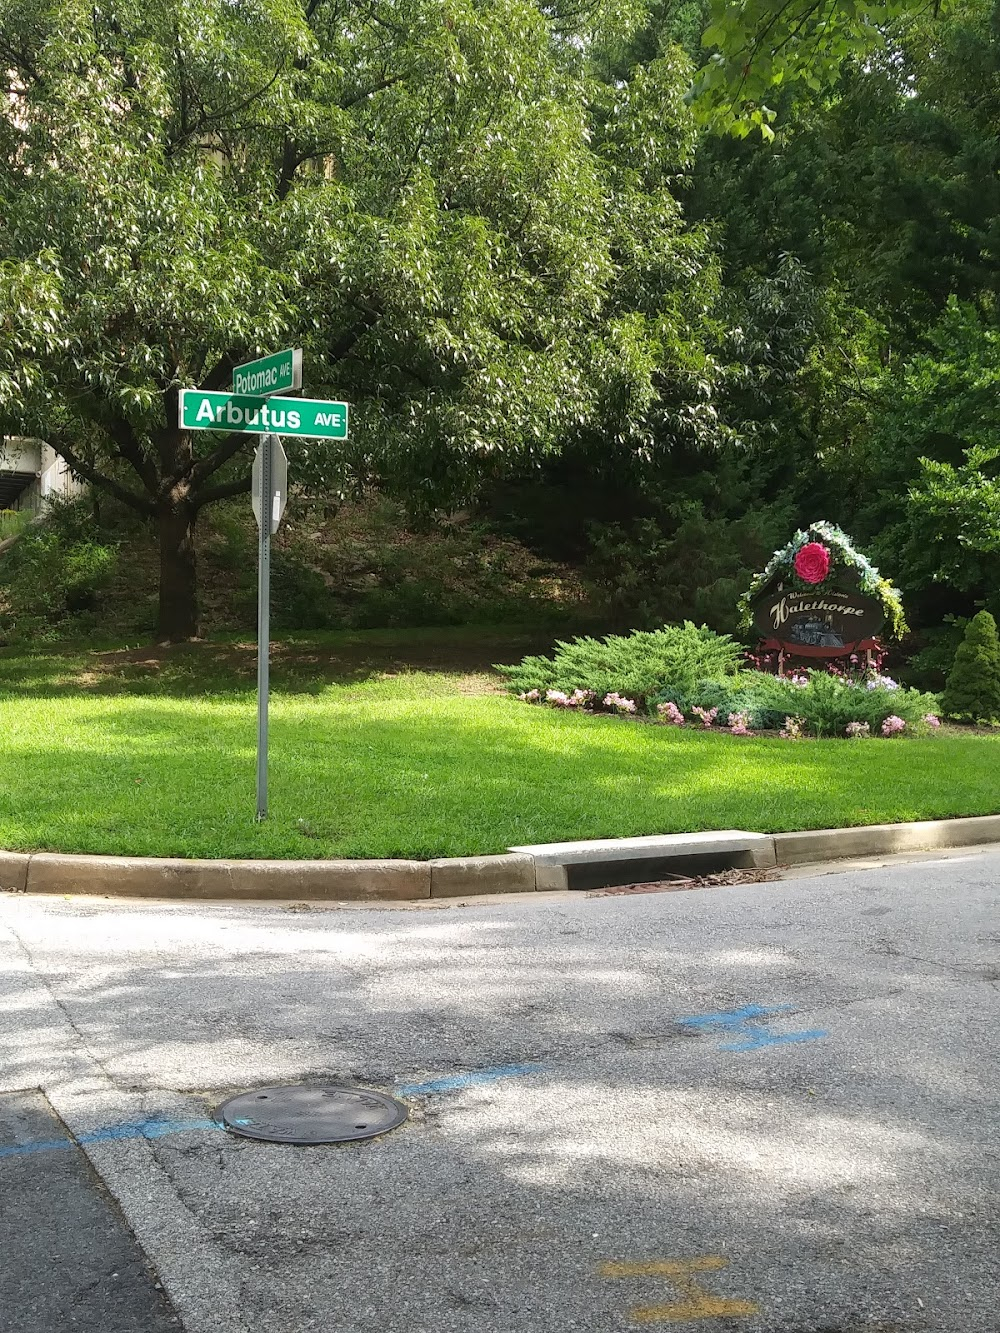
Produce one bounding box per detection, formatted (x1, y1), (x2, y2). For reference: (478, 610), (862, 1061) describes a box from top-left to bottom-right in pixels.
(0, 629), (997, 860)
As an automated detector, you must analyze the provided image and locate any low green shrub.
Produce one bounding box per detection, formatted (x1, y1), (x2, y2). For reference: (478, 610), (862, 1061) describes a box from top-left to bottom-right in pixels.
(270, 552), (338, 631)
(0, 509), (32, 542)
(520, 655), (942, 738)
(904, 618), (968, 692)
(496, 622), (744, 702)
(650, 677), (753, 723)
(0, 524), (118, 642)
(653, 670), (940, 738)
(662, 675), (790, 730)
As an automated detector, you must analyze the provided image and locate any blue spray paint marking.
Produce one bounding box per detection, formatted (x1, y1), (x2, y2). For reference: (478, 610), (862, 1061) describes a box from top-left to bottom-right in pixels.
(678, 1004), (827, 1052)
(396, 1062), (546, 1096)
(0, 1064), (546, 1161)
(678, 1003), (793, 1030)
(720, 1028), (828, 1052)
(0, 1117), (221, 1160)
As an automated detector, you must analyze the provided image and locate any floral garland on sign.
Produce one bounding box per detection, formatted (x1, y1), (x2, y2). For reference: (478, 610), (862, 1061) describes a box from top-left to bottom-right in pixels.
(738, 520), (908, 638)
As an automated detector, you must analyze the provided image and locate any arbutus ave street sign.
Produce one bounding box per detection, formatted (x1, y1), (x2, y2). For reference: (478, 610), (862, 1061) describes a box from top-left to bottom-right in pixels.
(252, 435), (288, 536)
(178, 389), (348, 440)
(232, 348), (302, 397)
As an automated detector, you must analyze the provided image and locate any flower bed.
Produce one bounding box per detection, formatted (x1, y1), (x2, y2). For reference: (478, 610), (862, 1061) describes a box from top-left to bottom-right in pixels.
(516, 666), (941, 740)
(501, 621), (942, 739)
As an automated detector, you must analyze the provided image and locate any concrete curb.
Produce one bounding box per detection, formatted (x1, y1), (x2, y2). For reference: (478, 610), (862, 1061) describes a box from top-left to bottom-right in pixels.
(22, 853), (431, 902)
(771, 814), (1000, 865)
(1, 813), (999, 902)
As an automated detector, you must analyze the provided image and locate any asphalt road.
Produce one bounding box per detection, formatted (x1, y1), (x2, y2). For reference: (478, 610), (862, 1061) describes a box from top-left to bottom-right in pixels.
(2, 850), (999, 1333)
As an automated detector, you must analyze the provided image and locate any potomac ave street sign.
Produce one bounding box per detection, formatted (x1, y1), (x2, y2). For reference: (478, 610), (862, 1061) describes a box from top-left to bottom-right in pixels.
(232, 348), (302, 397)
(179, 390), (348, 440)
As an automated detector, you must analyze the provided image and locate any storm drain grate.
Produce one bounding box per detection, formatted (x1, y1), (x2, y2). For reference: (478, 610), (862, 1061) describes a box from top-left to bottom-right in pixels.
(215, 1084), (408, 1145)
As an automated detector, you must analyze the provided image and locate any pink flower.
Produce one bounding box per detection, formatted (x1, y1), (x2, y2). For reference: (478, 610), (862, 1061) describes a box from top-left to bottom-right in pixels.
(604, 692), (637, 714)
(794, 542), (831, 584)
(923, 713), (941, 728)
(881, 715), (906, 737)
(780, 715), (804, 739)
(691, 706), (718, 728)
(728, 711), (752, 735)
(657, 701), (684, 726)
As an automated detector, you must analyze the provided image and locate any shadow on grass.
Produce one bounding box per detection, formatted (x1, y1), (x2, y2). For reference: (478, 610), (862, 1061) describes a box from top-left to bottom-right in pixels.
(0, 627), (556, 699)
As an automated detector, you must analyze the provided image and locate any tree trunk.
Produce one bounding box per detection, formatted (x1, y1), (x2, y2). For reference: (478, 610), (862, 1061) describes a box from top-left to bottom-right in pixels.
(156, 499), (200, 641)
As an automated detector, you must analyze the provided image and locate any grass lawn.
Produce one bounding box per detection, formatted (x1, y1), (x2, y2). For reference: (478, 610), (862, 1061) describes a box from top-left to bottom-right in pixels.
(0, 627), (997, 861)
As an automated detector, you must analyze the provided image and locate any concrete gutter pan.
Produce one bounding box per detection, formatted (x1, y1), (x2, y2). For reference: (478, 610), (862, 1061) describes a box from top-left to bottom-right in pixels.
(2, 813), (1000, 902)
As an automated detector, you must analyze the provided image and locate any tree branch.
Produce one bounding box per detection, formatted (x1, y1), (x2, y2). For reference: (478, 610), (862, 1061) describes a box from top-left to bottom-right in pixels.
(188, 431), (253, 488)
(0, 42), (42, 85)
(340, 74), (402, 111)
(202, 353), (240, 391)
(47, 438), (155, 516)
(65, 384), (161, 495)
(192, 473), (252, 511)
(106, 417), (159, 495)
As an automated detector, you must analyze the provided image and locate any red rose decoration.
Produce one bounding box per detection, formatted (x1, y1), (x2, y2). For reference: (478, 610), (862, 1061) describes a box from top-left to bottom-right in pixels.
(793, 541), (830, 584)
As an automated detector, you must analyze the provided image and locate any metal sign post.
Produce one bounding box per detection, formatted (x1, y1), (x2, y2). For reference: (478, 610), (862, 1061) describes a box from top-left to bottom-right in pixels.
(255, 435), (272, 820)
(251, 435), (288, 821)
(178, 351), (349, 822)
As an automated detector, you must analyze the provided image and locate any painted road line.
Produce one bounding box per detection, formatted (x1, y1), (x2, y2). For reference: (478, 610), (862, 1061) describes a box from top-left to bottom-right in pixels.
(678, 1003), (827, 1051)
(600, 1256), (759, 1324)
(396, 1062), (546, 1096)
(0, 1117), (221, 1159)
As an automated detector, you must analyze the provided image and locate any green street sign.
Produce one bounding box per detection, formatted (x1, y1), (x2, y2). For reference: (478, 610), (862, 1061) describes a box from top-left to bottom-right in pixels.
(179, 390), (349, 440)
(232, 348), (302, 397)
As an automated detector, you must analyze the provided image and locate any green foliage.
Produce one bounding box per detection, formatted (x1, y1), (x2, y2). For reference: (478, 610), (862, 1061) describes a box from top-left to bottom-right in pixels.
(681, 0), (1000, 642)
(0, 524), (118, 642)
(0, 510), (32, 542)
(653, 669), (938, 737)
(893, 305), (1000, 592)
(942, 610), (1000, 723)
(905, 619), (968, 693)
(582, 499), (796, 634)
(671, 674), (790, 731)
(270, 554), (337, 633)
(691, 0), (928, 138)
(761, 672), (938, 738)
(496, 622), (743, 701)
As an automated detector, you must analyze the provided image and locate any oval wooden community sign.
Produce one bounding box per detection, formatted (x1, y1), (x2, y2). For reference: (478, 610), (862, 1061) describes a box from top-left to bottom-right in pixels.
(751, 581), (885, 655)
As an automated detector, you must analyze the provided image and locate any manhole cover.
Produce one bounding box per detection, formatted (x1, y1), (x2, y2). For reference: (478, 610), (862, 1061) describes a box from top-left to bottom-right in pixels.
(214, 1084), (408, 1144)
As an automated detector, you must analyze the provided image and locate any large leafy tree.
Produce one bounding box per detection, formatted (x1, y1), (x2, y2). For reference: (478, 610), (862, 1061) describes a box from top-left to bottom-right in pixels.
(691, 0), (949, 136)
(1, 0), (667, 639)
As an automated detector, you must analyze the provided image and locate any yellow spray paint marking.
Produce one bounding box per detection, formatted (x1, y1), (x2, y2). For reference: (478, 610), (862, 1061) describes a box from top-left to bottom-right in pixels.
(599, 1256), (759, 1324)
